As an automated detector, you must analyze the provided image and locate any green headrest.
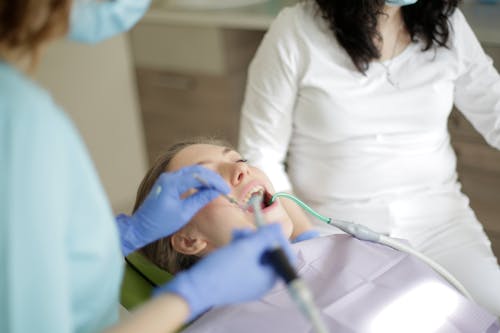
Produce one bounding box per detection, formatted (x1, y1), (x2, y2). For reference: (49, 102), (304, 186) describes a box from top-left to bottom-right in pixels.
(120, 252), (173, 310)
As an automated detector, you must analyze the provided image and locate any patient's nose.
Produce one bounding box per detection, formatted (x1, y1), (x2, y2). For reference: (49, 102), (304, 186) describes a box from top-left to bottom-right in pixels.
(230, 163), (250, 186)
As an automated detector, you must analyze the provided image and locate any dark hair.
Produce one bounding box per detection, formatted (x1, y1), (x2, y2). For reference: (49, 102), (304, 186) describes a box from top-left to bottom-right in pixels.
(313, 0), (460, 73)
(0, 0), (71, 69)
(134, 137), (233, 274)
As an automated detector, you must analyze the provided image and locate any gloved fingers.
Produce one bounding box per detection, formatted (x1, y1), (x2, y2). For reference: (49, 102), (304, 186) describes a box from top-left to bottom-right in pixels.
(189, 165), (230, 194)
(160, 165), (230, 197)
(231, 224), (282, 242)
(292, 230), (320, 243)
(180, 188), (225, 216)
(257, 223), (296, 265)
(125, 167), (230, 252)
(231, 228), (255, 241)
(231, 224), (296, 265)
(166, 225), (293, 316)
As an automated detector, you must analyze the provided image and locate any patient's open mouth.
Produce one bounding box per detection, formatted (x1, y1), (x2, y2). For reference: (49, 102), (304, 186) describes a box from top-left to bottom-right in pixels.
(242, 185), (275, 212)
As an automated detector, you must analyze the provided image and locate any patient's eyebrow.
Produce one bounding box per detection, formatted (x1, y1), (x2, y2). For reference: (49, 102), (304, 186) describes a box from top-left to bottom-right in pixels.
(196, 147), (234, 165)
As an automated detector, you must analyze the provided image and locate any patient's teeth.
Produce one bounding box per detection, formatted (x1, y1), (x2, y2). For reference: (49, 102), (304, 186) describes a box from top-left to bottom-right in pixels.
(243, 185), (265, 205)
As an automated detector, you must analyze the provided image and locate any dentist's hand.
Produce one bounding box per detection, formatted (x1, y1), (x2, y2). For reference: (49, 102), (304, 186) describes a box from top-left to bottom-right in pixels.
(116, 165), (230, 256)
(156, 224), (295, 320)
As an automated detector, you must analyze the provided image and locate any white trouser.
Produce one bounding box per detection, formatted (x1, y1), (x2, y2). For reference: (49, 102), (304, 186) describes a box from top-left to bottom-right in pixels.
(310, 185), (500, 316)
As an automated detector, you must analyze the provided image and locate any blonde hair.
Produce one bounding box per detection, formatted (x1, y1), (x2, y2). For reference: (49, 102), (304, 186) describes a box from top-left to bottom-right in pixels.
(0, 0), (71, 69)
(134, 137), (233, 274)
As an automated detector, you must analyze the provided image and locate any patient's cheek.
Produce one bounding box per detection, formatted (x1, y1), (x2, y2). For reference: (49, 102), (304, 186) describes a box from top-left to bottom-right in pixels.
(191, 199), (224, 227)
(197, 206), (243, 245)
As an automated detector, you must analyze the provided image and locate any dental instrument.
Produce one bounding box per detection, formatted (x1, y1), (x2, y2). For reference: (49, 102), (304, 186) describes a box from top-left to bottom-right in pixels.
(193, 174), (247, 210)
(248, 193), (329, 333)
(269, 192), (473, 301)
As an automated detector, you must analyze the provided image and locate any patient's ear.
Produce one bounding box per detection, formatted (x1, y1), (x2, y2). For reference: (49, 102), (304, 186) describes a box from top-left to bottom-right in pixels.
(171, 228), (208, 256)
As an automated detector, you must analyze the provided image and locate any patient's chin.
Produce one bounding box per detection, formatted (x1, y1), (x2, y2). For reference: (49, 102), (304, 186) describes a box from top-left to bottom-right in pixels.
(273, 219), (293, 240)
(263, 210), (293, 237)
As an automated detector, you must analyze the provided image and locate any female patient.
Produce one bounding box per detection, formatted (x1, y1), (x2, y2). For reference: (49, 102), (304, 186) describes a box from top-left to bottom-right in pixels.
(134, 138), (298, 274)
(133, 138), (498, 332)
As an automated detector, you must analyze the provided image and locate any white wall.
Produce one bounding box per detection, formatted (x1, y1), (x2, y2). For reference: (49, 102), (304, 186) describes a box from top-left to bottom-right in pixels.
(35, 35), (148, 214)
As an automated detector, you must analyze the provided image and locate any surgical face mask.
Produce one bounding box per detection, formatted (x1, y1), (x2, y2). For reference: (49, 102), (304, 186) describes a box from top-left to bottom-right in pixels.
(385, 0), (418, 6)
(68, 0), (151, 43)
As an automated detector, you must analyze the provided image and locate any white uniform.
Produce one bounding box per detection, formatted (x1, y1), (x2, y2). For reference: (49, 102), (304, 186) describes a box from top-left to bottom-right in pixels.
(239, 2), (500, 315)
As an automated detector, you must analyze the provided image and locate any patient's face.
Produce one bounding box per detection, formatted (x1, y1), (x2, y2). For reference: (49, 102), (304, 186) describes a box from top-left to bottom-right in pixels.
(168, 144), (294, 252)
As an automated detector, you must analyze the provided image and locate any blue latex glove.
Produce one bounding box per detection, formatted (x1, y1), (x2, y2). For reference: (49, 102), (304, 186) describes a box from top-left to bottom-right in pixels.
(117, 165), (230, 256)
(68, 0), (151, 44)
(156, 224), (295, 320)
(292, 230), (320, 243)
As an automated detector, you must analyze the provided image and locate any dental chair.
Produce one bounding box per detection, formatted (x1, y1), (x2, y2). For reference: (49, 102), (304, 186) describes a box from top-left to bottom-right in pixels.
(120, 252), (173, 310)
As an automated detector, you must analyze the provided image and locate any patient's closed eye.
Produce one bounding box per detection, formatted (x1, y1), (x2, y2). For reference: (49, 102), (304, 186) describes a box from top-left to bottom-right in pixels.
(237, 158), (248, 163)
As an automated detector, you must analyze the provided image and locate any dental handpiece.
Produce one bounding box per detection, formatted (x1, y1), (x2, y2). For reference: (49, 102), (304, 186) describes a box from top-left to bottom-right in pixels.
(248, 194), (329, 333)
(248, 193), (298, 283)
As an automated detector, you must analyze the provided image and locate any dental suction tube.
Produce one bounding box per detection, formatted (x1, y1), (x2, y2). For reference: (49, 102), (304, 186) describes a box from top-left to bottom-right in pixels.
(270, 192), (473, 301)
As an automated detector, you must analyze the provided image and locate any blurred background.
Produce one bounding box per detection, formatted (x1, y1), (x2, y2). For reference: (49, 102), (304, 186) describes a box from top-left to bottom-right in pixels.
(35, 0), (500, 255)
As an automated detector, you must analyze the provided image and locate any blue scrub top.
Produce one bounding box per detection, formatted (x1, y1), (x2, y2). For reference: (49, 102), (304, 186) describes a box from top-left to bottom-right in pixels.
(0, 61), (124, 333)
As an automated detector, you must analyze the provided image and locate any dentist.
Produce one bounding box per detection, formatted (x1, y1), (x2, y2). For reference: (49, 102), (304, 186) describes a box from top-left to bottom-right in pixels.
(0, 1), (293, 333)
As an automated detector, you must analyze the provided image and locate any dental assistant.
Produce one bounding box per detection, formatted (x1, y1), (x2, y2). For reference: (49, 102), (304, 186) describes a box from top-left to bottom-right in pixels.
(239, 0), (500, 315)
(0, 1), (294, 333)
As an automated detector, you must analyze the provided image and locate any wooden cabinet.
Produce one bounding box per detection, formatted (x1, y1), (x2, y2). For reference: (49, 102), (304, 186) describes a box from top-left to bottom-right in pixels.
(448, 44), (500, 257)
(130, 24), (264, 164)
(135, 68), (246, 162)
